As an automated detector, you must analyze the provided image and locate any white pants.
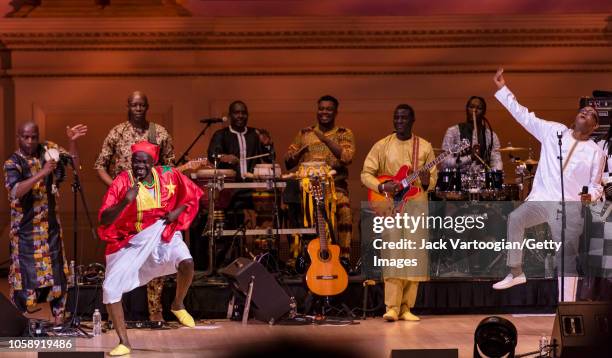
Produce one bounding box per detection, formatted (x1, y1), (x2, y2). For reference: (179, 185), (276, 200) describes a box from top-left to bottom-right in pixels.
(103, 220), (192, 304)
(506, 201), (583, 302)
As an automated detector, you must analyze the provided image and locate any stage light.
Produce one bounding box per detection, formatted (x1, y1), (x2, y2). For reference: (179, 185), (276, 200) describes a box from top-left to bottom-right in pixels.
(473, 316), (517, 358)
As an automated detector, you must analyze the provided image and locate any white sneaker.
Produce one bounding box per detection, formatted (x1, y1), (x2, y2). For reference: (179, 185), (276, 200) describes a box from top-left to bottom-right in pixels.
(492, 273), (527, 290)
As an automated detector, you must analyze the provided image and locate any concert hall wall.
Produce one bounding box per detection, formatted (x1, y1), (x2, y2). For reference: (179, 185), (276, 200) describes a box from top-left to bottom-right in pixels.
(1, 14), (611, 264)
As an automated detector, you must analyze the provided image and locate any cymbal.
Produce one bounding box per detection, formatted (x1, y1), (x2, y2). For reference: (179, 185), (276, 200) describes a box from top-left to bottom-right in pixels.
(499, 146), (528, 152)
(523, 158), (539, 165)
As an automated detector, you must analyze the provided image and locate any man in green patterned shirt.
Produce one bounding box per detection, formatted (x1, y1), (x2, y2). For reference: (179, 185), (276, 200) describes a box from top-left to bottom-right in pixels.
(285, 95), (356, 259)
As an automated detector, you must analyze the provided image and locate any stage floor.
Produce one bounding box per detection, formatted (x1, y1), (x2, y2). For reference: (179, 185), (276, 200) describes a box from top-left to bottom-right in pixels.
(1, 278), (556, 358)
(8, 315), (555, 358)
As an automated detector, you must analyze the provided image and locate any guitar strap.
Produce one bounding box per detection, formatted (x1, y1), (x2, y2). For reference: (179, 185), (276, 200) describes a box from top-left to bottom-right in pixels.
(411, 135), (420, 172)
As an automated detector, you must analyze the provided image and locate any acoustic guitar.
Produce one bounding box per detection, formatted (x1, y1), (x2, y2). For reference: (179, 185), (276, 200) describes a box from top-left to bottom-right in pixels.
(305, 177), (348, 296)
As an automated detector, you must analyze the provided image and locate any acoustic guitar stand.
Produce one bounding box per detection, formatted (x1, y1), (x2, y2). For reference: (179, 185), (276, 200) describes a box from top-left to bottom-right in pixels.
(305, 292), (355, 321)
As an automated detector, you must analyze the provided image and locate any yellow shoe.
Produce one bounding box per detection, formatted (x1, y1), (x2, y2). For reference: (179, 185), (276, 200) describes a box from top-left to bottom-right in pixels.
(171, 309), (195, 327)
(383, 308), (398, 322)
(109, 344), (131, 356)
(399, 310), (420, 321)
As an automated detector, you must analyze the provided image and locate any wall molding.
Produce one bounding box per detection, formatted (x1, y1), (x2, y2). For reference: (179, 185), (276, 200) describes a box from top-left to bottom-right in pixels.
(0, 15), (611, 51)
(5, 67), (612, 78)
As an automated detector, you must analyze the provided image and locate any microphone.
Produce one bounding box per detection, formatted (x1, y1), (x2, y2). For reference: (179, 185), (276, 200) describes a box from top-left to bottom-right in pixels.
(200, 116), (227, 124)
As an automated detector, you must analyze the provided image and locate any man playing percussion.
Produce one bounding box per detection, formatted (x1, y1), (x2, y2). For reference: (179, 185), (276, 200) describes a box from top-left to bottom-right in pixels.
(361, 104), (437, 321)
(285, 95), (356, 260)
(491, 68), (605, 301)
(94, 91), (175, 323)
(441, 96), (503, 172)
(206, 100), (273, 230)
(207, 100), (272, 179)
(98, 141), (203, 356)
(3, 121), (87, 324)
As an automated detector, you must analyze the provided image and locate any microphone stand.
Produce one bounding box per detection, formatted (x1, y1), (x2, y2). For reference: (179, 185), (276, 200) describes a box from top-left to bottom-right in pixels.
(175, 122), (212, 166)
(557, 131), (566, 302)
(267, 146), (283, 270)
(62, 158), (97, 337)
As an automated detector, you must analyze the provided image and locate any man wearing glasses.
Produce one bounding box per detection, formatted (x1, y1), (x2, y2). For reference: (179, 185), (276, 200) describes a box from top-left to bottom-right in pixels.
(491, 68), (605, 302)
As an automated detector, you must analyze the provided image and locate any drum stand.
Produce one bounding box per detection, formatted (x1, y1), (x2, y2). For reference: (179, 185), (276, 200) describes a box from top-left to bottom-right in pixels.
(262, 148), (283, 269)
(202, 156), (225, 278)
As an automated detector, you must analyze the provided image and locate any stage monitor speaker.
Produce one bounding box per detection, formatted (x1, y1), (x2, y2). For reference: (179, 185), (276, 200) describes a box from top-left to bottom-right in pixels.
(390, 349), (458, 358)
(551, 301), (612, 357)
(219, 257), (291, 323)
(0, 292), (29, 337)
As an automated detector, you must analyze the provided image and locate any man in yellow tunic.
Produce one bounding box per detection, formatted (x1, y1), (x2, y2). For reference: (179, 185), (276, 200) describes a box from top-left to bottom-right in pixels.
(361, 104), (437, 321)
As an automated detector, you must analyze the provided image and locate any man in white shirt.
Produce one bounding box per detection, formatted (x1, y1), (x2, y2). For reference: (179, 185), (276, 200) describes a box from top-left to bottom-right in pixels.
(491, 68), (605, 301)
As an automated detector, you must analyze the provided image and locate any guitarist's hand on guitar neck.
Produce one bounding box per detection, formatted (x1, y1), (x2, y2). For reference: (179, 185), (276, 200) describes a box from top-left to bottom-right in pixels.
(418, 171), (430, 189)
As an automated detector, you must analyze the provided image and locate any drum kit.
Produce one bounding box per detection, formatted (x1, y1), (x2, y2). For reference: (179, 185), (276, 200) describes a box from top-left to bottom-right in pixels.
(432, 144), (538, 201)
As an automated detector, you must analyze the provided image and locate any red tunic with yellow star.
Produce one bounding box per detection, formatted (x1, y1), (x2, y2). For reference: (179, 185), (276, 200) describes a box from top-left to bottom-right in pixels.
(98, 166), (203, 255)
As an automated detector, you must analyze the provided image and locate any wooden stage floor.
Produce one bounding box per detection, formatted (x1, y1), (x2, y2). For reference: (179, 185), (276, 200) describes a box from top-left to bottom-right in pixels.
(6, 315), (554, 358)
(1, 279), (555, 358)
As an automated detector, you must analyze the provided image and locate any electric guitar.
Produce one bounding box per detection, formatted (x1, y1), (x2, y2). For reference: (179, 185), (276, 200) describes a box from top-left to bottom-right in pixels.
(368, 139), (470, 210)
(305, 177), (348, 296)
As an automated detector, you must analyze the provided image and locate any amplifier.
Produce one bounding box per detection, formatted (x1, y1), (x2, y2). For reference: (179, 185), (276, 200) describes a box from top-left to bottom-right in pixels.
(551, 301), (612, 357)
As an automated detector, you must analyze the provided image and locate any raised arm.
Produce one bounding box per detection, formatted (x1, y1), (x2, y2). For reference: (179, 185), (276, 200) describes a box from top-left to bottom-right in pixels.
(493, 68), (561, 142)
(65, 124), (87, 170)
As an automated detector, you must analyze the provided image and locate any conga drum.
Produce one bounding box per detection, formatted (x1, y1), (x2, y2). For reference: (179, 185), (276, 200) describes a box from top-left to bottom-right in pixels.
(195, 168), (236, 210)
(295, 161), (336, 228)
(253, 163), (282, 180)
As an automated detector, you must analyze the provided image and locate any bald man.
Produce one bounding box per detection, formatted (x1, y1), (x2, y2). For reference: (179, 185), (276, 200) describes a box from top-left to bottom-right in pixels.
(3, 121), (87, 324)
(94, 91), (175, 323)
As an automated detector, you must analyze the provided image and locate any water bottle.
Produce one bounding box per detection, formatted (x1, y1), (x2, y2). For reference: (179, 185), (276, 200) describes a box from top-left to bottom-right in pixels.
(93, 309), (102, 336)
(539, 333), (549, 357)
